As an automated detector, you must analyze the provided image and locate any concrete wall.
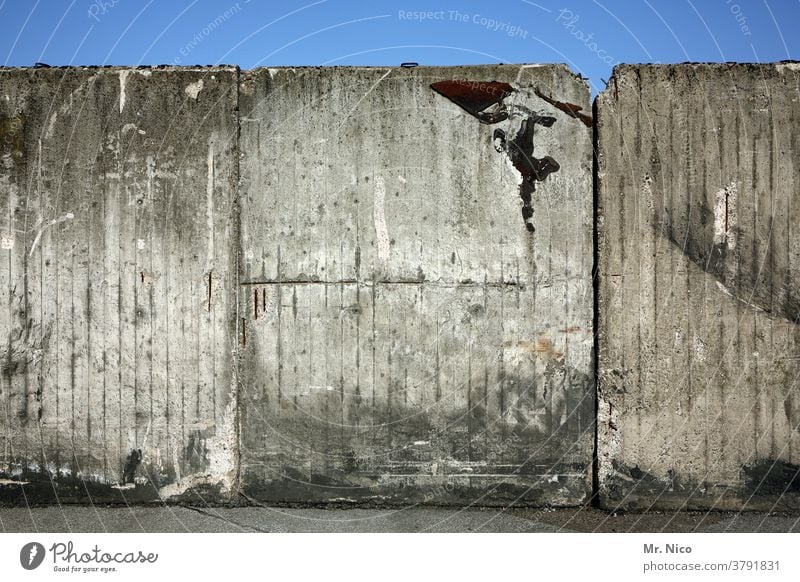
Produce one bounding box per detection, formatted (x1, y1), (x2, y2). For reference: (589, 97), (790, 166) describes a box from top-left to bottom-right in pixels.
(0, 64), (594, 506)
(0, 67), (238, 503)
(3, 62), (799, 510)
(238, 65), (594, 505)
(597, 63), (800, 510)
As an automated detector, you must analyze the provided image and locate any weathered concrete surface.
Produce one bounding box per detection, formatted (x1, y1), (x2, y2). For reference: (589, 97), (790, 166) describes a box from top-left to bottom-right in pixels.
(0, 67), (238, 504)
(597, 63), (800, 510)
(238, 65), (594, 505)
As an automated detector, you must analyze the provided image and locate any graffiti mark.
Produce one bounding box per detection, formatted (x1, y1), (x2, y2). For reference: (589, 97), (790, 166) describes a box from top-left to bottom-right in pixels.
(430, 80), (514, 124)
(494, 116), (560, 232)
(534, 88), (592, 127)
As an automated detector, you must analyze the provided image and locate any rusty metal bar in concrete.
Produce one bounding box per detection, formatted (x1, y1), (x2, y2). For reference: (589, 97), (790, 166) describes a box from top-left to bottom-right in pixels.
(597, 63), (800, 511)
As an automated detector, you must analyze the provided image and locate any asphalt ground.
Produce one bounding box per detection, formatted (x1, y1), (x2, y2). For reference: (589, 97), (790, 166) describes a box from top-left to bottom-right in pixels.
(1, 505), (798, 533)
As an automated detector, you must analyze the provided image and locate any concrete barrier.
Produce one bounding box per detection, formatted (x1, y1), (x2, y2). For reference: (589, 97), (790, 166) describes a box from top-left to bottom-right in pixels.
(597, 63), (800, 510)
(0, 67), (239, 503)
(6, 62), (796, 510)
(237, 65), (594, 505)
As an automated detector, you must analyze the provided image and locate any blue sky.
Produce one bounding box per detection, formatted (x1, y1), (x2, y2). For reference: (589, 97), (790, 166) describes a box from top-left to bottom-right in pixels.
(1, 0), (797, 93)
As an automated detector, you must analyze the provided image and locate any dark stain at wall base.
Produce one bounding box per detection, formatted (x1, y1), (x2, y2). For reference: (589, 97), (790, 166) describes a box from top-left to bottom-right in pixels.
(430, 80), (513, 124)
(494, 116), (560, 232)
(741, 459), (800, 496)
(242, 462), (590, 507)
(601, 459), (800, 511)
(122, 449), (143, 484)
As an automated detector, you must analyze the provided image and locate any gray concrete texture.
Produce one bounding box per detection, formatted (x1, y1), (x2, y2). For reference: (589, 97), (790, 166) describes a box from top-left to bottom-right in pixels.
(0, 67), (239, 504)
(237, 65), (594, 505)
(1, 64), (595, 507)
(597, 63), (800, 511)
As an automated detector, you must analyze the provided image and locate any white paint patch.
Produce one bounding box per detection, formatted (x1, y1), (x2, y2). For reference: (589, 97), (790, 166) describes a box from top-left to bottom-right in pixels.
(146, 155), (156, 204)
(110, 483), (135, 490)
(305, 385), (335, 394)
(172, 436), (182, 483)
(0, 232), (13, 249)
(397, 176), (407, 184)
(206, 139), (215, 271)
(29, 212), (74, 257)
(692, 336), (706, 362)
(159, 393), (237, 498)
(514, 63), (546, 84)
(118, 70), (131, 113)
(45, 112), (58, 139)
(184, 79), (204, 100)
(137, 239), (146, 249)
(206, 393), (236, 481)
(641, 174), (654, 211)
(713, 181), (737, 249)
(674, 330), (683, 348)
(373, 176), (390, 263)
(0, 479), (29, 485)
(121, 123), (145, 135)
(777, 63), (800, 73)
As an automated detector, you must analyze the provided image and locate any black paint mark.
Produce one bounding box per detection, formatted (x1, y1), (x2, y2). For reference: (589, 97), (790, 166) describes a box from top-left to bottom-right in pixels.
(430, 80), (514, 124)
(534, 88), (593, 127)
(123, 449), (142, 484)
(494, 116), (560, 232)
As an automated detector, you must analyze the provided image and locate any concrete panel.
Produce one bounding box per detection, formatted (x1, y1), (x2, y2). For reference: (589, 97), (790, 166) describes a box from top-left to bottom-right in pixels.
(597, 63), (800, 510)
(0, 67), (238, 503)
(239, 65), (593, 505)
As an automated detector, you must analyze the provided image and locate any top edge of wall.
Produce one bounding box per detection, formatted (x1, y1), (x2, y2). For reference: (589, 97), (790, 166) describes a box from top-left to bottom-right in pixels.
(241, 63), (590, 90)
(597, 60), (800, 103)
(610, 60), (799, 72)
(0, 65), (239, 72)
(0, 62), (585, 76)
